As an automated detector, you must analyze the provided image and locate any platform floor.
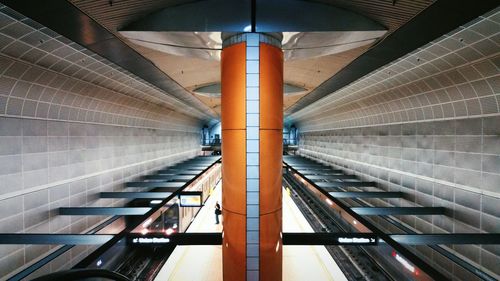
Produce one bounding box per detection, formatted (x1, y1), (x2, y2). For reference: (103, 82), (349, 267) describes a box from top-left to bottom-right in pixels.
(154, 180), (223, 281)
(154, 182), (347, 281)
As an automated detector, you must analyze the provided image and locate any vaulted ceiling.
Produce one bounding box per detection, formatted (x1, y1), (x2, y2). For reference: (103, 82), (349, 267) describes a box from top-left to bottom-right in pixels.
(68, 0), (434, 117)
(4, 0), (496, 126)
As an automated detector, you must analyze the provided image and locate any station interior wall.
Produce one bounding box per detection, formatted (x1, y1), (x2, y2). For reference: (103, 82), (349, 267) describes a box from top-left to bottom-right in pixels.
(0, 23), (202, 279)
(292, 11), (500, 280)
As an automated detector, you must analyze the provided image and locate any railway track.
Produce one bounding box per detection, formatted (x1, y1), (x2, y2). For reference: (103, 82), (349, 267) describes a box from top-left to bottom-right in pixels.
(283, 173), (392, 281)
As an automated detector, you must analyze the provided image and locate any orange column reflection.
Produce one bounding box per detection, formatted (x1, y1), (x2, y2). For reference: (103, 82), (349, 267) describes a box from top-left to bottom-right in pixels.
(221, 42), (247, 281)
(259, 42), (283, 281)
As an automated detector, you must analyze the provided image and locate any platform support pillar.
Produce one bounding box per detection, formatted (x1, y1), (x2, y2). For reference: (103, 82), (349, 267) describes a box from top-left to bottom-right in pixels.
(221, 33), (283, 281)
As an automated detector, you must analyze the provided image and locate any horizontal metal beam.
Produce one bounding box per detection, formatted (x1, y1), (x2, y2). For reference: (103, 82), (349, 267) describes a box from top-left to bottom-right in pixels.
(298, 170), (344, 175)
(128, 233), (222, 245)
(100, 192), (172, 199)
(0, 234), (114, 245)
(283, 158), (451, 281)
(125, 181), (186, 188)
(307, 174), (357, 180)
(170, 175), (196, 180)
(329, 191), (403, 198)
(166, 170), (202, 175)
(351, 207), (446, 215)
(291, 167), (332, 172)
(173, 164), (209, 168)
(144, 175), (174, 180)
(390, 234), (500, 245)
(154, 187), (184, 192)
(282, 232), (378, 245)
(316, 181), (376, 188)
(59, 207), (151, 216)
(143, 175), (194, 181)
(157, 169), (203, 174)
(288, 165), (326, 169)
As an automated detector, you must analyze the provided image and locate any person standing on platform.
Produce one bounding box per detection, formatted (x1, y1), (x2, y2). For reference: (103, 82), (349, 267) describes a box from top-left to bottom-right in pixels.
(215, 201), (221, 224)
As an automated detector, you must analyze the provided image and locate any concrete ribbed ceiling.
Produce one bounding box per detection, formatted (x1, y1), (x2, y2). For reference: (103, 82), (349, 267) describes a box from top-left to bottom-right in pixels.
(69, 0), (435, 118)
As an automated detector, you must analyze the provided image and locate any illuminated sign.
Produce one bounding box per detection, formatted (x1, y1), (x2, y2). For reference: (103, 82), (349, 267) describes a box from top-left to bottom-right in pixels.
(179, 191), (203, 207)
(337, 237), (377, 245)
(132, 237), (171, 244)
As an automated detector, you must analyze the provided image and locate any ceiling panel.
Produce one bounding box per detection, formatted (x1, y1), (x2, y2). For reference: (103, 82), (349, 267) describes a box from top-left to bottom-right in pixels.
(69, 0), (434, 115)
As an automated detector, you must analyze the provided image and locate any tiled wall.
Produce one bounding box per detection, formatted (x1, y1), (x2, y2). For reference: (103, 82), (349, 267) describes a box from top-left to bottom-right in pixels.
(291, 8), (500, 281)
(0, 118), (199, 278)
(0, 8), (204, 279)
(298, 117), (499, 279)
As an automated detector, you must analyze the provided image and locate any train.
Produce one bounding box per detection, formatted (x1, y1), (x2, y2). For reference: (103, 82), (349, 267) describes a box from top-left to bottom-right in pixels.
(83, 162), (222, 281)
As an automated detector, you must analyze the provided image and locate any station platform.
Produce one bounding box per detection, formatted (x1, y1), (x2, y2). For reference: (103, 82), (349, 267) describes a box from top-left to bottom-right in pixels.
(154, 180), (223, 281)
(154, 182), (346, 281)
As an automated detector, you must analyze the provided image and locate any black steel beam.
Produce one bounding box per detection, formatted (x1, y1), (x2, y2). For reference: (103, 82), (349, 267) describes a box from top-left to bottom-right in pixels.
(161, 170), (202, 175)
(144, 175), (174, 180)
(100, 192), (172, 199)
(157, 169), (204, 174)
(143, 175), (193, 181)
(59, 207), (151, 216)
(329, 191), (403, 198)
(351, 207), (446, 215)
(282, 232), (378, 245)
(308, 174), (358, 180)
(287, 164), (326, 168)
(174, 164), (211, 168)
(291, 167), (332, 171)
(390, 234), (500, 245)
(0, 234), (113, 245)
(128, 233), (222, 245)
(170, 175), (196, 180)
(73, 157), (220, 269)
(154, 187), (183, 192)
(298, 171), (344, 175)
(283, 159), (450, 281)
(316, 181), (376, 188)
(125, 181), (186, 188)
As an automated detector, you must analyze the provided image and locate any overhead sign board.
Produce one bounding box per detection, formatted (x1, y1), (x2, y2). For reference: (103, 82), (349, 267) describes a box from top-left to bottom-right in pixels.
(337, 236), (377, 245)
(179, 191), (203, 207)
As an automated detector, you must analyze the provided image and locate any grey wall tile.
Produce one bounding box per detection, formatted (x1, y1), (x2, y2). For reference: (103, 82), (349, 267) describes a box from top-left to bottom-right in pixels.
(0, 154), (21, 175)
(23, 136), (48, 153)
(481, 196), (499, 217)
(482, 155), (500, 173)
(0, 117), (22, 135)
(482, 136), (499, 155)
(0, 136), (22, 155)
(481, 173), (500, 193)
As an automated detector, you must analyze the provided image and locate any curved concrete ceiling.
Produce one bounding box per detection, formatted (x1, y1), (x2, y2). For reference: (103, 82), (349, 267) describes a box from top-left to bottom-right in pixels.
(287, 9), (500, 130)
(8, 0), (448, 121)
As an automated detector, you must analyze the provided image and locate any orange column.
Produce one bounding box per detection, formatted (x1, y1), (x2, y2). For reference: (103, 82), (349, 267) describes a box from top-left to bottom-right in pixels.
(259, 42), (283, 281)
(221, 33), (282, 281)
(221, 41), (247, 281)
